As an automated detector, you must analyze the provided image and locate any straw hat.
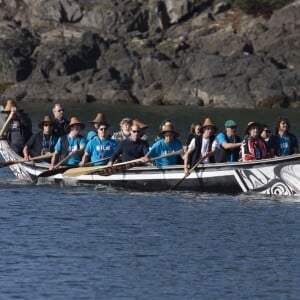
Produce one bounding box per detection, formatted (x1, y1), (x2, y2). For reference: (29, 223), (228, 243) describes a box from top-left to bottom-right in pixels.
(66, 116), (85, 131)
(1, 99), (22, 113)
(201, 117), (217, 133)
(132, 119), (148, 129)
(38, 115), (54, 129)
(88, 113), (108, 126)
(160, 123), (179, 138)
(244, 121), (263, 135)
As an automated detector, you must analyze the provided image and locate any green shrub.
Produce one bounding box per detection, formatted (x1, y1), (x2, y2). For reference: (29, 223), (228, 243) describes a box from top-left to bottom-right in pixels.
(226, 0), (295, 16)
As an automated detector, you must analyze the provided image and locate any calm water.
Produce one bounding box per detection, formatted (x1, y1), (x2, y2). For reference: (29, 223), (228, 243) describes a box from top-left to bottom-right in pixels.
(1, 104), (300, 299)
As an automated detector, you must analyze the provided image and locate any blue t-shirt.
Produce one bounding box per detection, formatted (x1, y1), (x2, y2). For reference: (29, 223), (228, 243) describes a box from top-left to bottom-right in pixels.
(147, 139), (182, 166)
(85, 137), (118, 165)
(279, 136), (290, 156)
(55, 135), (86, 165)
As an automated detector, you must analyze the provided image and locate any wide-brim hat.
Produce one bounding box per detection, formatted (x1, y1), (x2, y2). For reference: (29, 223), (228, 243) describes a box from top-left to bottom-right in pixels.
(38, 115), (54, 129)
(244, 121), (263, 135)
(201, 117), (218, 133)
(1, 99), (22, 113)
(88, 113), (108, 126)
(66, 116), (85, 131)
(160, 123), (179, 138)
(132, 119), (148, 129)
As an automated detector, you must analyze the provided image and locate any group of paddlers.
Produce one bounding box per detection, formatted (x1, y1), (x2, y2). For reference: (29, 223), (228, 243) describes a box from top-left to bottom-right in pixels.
(0, 99), (299, 175)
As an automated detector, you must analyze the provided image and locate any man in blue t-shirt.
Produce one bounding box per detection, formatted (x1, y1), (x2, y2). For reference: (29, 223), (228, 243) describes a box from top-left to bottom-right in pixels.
(215, 120), (242, 162)
(49, 116), (86, 168)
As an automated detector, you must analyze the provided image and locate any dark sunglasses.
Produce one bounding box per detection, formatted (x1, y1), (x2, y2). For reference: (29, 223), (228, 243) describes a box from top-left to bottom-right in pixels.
(229, 126), (237, 129)
(57, 109), (64, 112)
(44, 124), (52, 127)
(99, 127), (108, 131)
(132, 130), (140, 133)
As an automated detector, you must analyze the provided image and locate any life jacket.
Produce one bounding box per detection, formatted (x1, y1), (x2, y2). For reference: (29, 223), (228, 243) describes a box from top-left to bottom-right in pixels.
(189, 135), (216, 167)
(215, 133), (242, 163)
(242, 137), (269, 161)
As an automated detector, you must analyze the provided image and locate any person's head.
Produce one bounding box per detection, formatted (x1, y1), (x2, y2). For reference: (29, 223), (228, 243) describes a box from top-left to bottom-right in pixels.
(38, 115), (54, 134)
(130, 124), (141, 141)
(244, 121), (263, 138)
(120, 118), (132, 133)
(276, 117), (290, 134)
(261, 124), (271, 140)
(66, 116), (85, 136)
(52, 104), (65, 120)
(224, 120), (238, 137)
(97, 123), (110, 139)
(161, 124), (179, 144)
(189, 122), (202, 136)
(132, 119), (148, 137)
(201, 118), (217, 138)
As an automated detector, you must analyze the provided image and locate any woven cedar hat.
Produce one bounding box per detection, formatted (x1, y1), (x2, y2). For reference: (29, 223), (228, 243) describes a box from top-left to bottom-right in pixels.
(132, 119), (149, 129)
(1, 99), (22, 113)
(88, 113), (108, 126)
(66, 116), (85, 131)
(160, 123), (179, 138)
(38, 115), (54, 129)
(244, 121), (263, 135)
(201, 117), (217, 133)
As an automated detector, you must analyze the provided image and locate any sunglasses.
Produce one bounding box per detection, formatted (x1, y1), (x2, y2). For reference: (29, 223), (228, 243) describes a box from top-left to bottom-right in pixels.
(99, 127), (108, 131)
(57, 109), (64, 112)
(229, 126), (237, 129)
(44, 124), (52, 127)
(132, 130), (140, 133)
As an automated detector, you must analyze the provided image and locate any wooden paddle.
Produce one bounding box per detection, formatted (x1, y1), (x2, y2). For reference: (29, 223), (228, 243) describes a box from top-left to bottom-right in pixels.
(38, 157), (111, 178)
(0, 110), (14, 137)
(63, 149), (184, 177)
(0, 153), (54, 168)
(169, 154), (207, 190)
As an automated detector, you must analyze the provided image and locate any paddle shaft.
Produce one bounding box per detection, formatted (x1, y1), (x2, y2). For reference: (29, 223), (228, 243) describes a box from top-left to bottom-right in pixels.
(38, 157), (111, 178)
(170, 155), (207, 190)
(0, 110), (14, 137)
(0, 153), (53, 168)
(63, 149), (184, 177)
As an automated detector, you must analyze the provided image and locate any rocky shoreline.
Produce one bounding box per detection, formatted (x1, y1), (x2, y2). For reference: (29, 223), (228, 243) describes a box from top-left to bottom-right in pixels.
(0, 0), (300, 108)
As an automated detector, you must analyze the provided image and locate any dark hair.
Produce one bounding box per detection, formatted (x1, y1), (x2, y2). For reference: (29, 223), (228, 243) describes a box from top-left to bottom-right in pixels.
(275, 117), (290, 134)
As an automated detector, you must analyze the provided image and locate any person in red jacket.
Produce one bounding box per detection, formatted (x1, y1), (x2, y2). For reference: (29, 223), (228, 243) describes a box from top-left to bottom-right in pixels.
(241, 121), (270, 161)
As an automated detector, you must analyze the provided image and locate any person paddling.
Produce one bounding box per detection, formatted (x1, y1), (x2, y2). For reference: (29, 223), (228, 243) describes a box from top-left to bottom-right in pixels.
(23, 115), (58, 163)
(49, 117), (86, 169)
(80, 115), (117, 166)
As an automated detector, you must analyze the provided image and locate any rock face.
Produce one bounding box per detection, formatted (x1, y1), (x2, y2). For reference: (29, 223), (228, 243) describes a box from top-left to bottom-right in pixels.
(0, 0), (300, 108)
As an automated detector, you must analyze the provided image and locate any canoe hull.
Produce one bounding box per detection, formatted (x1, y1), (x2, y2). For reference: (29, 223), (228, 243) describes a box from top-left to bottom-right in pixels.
(0, 125), (300, 195)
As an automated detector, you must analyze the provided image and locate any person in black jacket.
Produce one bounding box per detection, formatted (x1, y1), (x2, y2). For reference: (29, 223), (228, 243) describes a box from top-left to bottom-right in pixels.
(108, 124), (149, 165)
(23, 115), (58, 163)
(1, 99), (32, 156)
(184, 117), (218, 175)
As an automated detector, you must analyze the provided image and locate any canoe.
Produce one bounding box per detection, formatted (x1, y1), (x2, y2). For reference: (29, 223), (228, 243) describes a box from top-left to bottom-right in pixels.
(1, 108), (300, 195)
(1, 133), (300, 195)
